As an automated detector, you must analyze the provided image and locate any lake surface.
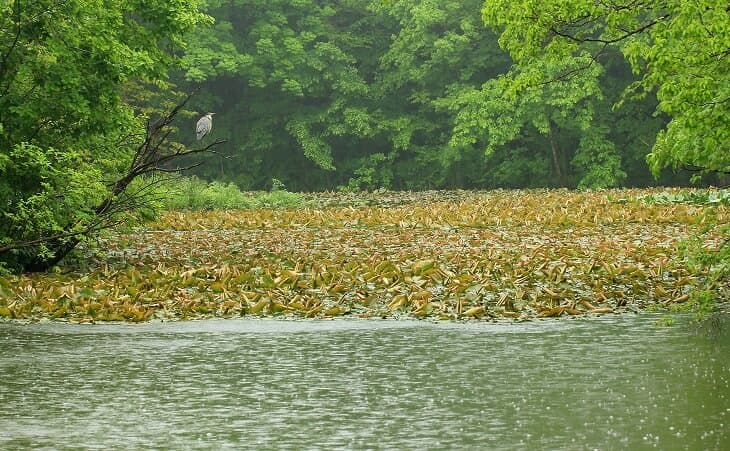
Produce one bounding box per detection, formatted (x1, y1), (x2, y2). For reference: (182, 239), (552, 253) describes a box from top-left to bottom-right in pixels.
(1, 314), (728, 450)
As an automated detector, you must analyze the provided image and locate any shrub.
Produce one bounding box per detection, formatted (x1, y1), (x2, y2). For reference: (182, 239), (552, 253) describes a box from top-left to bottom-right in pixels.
(126, 175), (305, 213)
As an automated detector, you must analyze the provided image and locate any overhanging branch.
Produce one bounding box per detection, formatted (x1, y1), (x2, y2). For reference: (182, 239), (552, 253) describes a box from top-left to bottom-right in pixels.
(549, 13), (670, 46)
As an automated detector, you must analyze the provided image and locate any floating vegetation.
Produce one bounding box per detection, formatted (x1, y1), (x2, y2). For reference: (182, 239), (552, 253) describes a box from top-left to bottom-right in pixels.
(0, 189), (727, 323)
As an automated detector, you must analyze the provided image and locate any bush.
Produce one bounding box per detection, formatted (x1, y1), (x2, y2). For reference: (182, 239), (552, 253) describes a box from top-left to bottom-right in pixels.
(126, 175), (305, 213)
(642, 189), (730, 206)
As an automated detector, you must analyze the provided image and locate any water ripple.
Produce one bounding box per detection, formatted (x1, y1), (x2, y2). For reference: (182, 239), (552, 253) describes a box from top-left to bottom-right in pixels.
(0, 315), (727, 450)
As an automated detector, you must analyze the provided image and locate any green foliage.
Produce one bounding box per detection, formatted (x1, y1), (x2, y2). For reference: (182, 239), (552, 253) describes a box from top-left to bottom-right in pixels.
(642, 2), (730, 176)
(178, 0), (526, 189)
(481, 0), (729, 178)
(676, 226), (729, 321)
(572, 127), (626, 190)
(487, 147), (550, 188)
(179, 0), (377, 183)
(127, 176), (304, 212)
(0, 0), (210, 271)
(255, 190), (306, 209)
(182, 180), (252, 210)
(270, 178), (287, 192)
(643, 189), (730, 206)
(0, 143), (107, 271)
(342, 152), (394, 191)
(642, 189), (730, 319)
(174, 0), (687, 191)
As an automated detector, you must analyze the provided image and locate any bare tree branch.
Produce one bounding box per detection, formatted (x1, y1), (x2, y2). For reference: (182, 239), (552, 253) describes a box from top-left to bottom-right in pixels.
(549, 14), (670, 45)
(100, 87), (227, 216)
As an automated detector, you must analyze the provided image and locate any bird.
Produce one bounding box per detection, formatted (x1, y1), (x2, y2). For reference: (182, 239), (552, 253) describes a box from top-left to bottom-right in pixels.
(196, 112), (215, 141)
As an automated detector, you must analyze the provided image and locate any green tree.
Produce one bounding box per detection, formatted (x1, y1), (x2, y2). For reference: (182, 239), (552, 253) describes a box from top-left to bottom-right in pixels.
(177, 0), (703, 190)
(480, 0), (729, 179)
(0, 0), (211, 272)
(178, 0), (381, 190)
(181, 0), (516, 190)
(368, 0), (512, 189)
(444, 56), (623, 188)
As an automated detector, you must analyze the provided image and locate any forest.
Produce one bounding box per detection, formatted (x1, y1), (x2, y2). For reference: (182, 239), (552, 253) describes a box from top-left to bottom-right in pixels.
(175, 0), (727, 191)
(0, 0), (728, 274)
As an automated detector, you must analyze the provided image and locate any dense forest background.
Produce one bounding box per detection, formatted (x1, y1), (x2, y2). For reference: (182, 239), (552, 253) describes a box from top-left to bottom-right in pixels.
(173, 0), (712, 191)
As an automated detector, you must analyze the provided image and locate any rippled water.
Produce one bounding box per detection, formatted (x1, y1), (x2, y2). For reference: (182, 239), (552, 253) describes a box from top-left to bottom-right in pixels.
(1, 315), (728, 450)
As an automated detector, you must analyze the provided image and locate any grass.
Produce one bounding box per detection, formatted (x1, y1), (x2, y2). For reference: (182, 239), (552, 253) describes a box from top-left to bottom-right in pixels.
(128, 175), (305, 213)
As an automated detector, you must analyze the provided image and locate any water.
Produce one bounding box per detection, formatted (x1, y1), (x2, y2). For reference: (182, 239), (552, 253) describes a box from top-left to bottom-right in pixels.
(1, 315), (727, 450)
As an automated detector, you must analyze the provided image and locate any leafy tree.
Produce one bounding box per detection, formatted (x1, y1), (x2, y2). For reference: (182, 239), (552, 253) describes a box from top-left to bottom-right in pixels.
(180, 0), (683, 190)
(369, 0), (512, 189)
(180, 0), (518, 190)
(178, 0), (382, 190)
(0, 0), (212, 272)
(480, 0), (729, 179)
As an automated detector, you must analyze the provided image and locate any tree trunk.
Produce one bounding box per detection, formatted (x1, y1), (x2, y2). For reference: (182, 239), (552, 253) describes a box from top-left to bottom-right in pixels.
(548, 121), (564, 186)
(25, 238), (81, 272)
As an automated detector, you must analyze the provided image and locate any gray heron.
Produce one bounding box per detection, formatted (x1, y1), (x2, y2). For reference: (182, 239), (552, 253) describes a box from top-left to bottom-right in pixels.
(196, 112), (215, 141)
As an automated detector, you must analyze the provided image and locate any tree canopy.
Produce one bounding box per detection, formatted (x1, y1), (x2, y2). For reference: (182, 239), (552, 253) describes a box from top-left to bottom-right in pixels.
(480, 0), (729, 178)
(173, 0), (723, 191)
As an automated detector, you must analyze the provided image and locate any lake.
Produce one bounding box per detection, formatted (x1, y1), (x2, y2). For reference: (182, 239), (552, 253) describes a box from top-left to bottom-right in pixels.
(1, 314), (727, 450)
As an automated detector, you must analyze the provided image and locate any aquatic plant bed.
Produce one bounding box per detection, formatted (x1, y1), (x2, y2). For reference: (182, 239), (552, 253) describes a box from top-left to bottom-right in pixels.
(1, 189), (727, 322)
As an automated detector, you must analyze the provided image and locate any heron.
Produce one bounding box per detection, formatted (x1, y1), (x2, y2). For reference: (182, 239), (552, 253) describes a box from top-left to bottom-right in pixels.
(196, 112), (215, 141)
